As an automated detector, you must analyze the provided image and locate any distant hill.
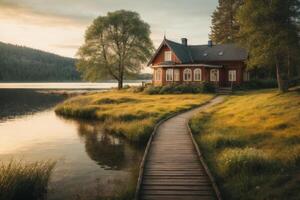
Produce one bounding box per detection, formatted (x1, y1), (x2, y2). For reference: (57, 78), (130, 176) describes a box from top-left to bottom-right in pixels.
(0, 42), (80, 82)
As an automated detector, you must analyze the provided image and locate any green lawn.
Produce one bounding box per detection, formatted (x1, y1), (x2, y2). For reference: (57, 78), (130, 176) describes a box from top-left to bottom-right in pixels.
(55, 90), (213, 144)
(190, 89), (300, 200)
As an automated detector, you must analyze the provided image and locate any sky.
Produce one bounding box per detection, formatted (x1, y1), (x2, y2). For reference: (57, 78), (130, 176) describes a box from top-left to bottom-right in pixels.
(0, 0), (218, 58)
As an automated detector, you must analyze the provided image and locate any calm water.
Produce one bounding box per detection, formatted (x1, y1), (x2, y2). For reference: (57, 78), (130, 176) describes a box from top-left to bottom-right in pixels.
(0, 81), (147, 89)
(0, 84), (144, 200)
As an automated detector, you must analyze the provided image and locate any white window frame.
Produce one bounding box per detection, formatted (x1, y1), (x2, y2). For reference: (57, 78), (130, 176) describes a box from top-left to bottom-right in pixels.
(194, 68), (202, 81)
(155, 69), (162, 81)
(166, 69), (173, 81)
(174, 69), (180, 81)
(228, 70), (237, 82)
(183, 68), (192, 81)
(210, 69), (219, 82)
(164, 51), (172, 61)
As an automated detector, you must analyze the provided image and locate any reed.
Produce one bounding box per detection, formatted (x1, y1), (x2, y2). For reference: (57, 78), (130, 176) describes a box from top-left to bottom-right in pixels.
(0, 160), (56, 200)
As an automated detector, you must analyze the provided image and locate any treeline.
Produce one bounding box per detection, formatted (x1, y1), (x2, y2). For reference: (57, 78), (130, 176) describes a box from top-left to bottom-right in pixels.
(210, 0), (300, 92)
(0, 42), (80, 82)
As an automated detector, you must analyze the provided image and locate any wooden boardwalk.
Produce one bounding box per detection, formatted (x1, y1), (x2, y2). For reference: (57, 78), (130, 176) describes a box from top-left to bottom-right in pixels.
(137, 97), (223, 200)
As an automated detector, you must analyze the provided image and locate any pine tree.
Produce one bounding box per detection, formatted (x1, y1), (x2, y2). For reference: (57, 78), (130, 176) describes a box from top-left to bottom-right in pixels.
(237, 0), (300, 92)
(210, 0), (244, 44)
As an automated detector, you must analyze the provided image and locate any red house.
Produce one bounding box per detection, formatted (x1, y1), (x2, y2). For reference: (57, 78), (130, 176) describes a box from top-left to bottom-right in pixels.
(148, 37), (249, 87)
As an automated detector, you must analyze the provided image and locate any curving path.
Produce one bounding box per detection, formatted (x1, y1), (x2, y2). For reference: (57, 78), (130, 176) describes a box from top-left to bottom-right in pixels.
(138, 96), (224, 200)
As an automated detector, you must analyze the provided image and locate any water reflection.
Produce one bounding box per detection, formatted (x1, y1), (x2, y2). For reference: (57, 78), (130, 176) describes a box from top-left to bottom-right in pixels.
(77, 123), (125, 170)
(0, 90), (143, 200)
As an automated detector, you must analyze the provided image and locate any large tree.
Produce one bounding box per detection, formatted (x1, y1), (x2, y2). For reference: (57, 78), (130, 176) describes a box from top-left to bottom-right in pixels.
(77, 10), (154, 89)
(210, 0), (244, 44)
(237, 0), (300, 92)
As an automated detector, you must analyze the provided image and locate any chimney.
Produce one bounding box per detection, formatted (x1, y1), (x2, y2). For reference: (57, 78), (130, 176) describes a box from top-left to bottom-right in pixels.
(208, 40), (213, 47)
(181, 38), (188, 46)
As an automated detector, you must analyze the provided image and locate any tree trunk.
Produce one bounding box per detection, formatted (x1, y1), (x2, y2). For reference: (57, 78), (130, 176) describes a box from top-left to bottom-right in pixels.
(276, 62), (289, 93)
(118, 79), (123, 90)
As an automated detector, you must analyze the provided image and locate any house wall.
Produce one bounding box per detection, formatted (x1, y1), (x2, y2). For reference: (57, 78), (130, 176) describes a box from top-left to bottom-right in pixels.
(150, 44), (246, 87)
(152, 45), (181, 65)
(152, 61), (246, 87)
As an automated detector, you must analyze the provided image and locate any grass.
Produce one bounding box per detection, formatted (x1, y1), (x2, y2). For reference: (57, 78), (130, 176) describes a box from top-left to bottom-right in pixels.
(55, 90), (213, 144)
(0, 160), (56, 200)
(190, 89), (300, 200)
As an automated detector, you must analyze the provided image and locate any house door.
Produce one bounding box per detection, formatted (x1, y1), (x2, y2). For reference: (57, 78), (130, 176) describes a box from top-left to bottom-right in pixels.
(210, 69), (219, 85)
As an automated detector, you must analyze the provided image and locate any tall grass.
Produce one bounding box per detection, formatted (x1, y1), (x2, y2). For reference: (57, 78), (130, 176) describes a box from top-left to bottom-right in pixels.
(190, 89), (300, 200)
(0, 160), (56, 200)
(55, 90), (213, 144)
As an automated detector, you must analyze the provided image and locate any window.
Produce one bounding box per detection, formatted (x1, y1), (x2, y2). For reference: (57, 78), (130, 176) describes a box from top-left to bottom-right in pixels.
(183, 69), (192, 81)
(164, 51), (172, 61)
(210, 69), (219, 82)
(228, 70), (237, 81)
(174, 69), (180, 81)
(194, 68), (202, 81)
(243, 71), (250, 81)
(155, 69), (162, 81)
(166, 69), (173, 81)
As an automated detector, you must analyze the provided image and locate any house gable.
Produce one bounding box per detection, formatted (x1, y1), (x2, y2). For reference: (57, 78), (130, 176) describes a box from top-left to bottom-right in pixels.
(148, 39), (182, 66)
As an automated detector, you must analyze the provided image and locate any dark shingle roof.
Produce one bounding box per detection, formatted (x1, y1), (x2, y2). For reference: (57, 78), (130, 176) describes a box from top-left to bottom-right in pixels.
(165, 39), (193, 63)
(148, 39), (248, 65)
(189, 44), (248, 62)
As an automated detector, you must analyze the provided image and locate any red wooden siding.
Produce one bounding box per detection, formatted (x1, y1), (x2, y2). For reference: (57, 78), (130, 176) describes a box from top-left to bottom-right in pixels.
(152, 45), (181, 65)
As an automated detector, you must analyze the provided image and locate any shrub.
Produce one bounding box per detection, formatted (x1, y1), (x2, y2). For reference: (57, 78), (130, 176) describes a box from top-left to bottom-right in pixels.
(143, 86), (161, 94)
(202, 82), (216, 93)
(159, 85), (176, 94)
(144, 83), (216, 95)
(0, 160), (56, 200)
(238, 79), (278, 90)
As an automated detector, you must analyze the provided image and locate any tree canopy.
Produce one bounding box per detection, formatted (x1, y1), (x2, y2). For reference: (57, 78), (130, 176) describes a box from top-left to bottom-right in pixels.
(237, 0), (300, 92)
(210, 0), (244, 44)
(77, 10), (154, 89)
(0, 42), (79, 82)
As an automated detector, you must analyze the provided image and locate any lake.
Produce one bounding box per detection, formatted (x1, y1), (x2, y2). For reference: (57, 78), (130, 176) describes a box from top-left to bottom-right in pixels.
(0, 82), (145, 200)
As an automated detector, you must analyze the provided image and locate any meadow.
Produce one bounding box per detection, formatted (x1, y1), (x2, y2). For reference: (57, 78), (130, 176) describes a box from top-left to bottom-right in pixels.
(55, 90), (213, 144)
(0, 160), (55, 200)
(190, 88), (300, 200)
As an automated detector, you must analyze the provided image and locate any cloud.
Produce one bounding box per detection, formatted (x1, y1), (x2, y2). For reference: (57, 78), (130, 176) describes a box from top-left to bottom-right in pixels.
(0, 0), (218, 57)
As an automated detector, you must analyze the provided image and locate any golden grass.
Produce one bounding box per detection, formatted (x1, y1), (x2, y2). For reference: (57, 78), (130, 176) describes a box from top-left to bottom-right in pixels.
(0, 160), (55, 200)
(190, 89), (300, 200)
(55, 90), (213, 143)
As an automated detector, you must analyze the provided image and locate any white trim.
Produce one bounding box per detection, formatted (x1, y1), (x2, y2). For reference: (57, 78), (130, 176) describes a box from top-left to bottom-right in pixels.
(166, 69), (173, 81)
(210, 69), (219, 82)
(157, 64), (223, 68)
(228, 70), (237, 82)
(183, 68), (192, 81)
(174, 69), (180, 81)
(194, 68), (202, 81)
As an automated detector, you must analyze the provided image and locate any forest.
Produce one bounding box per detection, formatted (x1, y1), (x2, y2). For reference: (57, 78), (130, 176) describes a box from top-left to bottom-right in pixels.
(0, 42), (80, 82)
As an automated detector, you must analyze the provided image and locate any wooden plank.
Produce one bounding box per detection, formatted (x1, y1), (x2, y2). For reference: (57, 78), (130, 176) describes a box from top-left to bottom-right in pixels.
(141, 195), (213, 200)
(136, 97), (224, 200)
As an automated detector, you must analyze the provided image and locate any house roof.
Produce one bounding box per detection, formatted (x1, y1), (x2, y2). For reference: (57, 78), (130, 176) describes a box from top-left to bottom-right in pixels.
(148, 38), (248, 66)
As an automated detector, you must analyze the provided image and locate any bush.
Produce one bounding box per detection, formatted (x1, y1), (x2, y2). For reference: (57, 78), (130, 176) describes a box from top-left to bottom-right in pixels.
(144, 86), (161, 94)
(202, 82), (216, 93)
(237, 79), (278, 90)
(159, 85), (176, 94)
(144, 83), (215, 95)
